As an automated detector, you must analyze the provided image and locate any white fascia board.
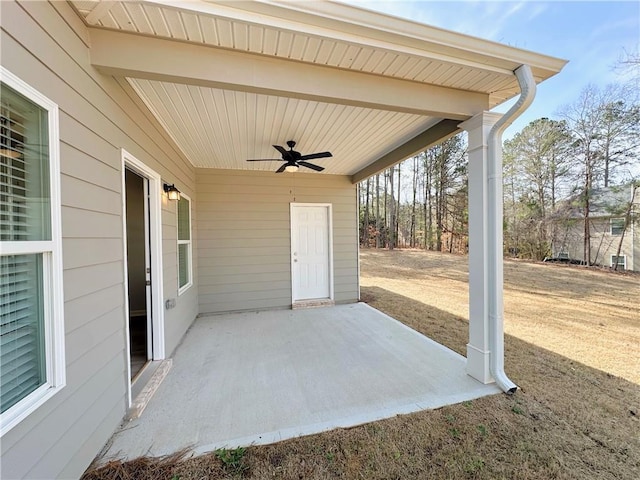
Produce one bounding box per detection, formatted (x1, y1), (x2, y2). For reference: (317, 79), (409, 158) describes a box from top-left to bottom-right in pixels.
(89, 28), (489, 119)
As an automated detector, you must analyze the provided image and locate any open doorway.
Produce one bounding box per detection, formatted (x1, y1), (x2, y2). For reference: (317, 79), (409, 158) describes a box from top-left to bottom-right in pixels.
(125, 168), (152, 379)
(122, 149), (166, 406)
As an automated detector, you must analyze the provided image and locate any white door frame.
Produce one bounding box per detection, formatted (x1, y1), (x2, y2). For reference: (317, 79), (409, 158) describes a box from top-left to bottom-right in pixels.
(121, 149), (165, 406)
(290, 203), (334, 303)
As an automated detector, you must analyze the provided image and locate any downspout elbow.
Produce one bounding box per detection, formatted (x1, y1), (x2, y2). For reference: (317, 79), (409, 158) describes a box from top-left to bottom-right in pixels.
(487, 65), (536, 394)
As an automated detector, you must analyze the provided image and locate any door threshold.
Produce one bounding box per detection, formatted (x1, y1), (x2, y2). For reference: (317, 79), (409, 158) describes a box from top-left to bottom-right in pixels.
(292, 299), (335, 309)
(127, 359), (172, 421)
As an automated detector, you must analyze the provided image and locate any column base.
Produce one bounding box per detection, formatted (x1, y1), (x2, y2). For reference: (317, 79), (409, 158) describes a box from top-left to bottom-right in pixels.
(466, 343), (494, 384)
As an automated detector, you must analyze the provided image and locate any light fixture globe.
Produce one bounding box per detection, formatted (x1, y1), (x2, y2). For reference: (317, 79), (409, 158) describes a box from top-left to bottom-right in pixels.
(163, 183), (181, 200)
(284, 164), (299, 173)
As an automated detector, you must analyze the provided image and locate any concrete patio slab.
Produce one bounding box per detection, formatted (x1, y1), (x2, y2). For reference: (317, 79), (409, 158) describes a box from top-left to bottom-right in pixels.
(99, 303), (500, 462)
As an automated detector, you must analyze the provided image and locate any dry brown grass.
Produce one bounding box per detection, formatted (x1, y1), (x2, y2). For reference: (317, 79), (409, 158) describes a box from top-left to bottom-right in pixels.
(83, 249), (640, 480)
(360, 249), (640, 384)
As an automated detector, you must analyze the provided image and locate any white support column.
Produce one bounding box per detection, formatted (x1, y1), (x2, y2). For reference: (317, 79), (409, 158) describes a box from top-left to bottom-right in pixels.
(459, 111), (503, 384)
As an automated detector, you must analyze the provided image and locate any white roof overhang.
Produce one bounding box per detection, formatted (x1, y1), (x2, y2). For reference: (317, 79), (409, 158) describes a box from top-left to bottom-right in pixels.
(71, 0), (567, 182)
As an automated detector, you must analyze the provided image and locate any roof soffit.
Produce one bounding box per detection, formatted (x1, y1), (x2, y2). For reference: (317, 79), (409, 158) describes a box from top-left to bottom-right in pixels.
(140, 0), (567, 77)
(69, 1), (567, 178)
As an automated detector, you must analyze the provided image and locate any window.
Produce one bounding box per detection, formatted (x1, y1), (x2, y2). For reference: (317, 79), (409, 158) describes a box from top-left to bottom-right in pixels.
(611, 255), (626, 270)
(610, 218), (625, 235)
(177, 194), (192, 294)
(0, 67), (64, 435)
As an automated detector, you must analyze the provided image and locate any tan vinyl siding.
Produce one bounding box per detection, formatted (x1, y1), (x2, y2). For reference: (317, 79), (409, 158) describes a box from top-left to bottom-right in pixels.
(0, 1), (197, 478)
(197, 169), (359, 314)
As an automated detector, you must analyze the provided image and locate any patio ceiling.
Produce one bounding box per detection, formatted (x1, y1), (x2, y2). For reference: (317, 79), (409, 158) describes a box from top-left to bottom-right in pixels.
(71, 0), (566, 180)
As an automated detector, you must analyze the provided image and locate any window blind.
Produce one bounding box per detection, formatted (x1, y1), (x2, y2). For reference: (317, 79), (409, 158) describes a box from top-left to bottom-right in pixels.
(0, 85), (48, 414)
(0, 255), (45, 413)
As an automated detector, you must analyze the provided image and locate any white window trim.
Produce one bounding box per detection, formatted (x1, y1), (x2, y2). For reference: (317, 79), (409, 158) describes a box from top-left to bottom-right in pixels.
(177, 192), (193, 295)
(0, 67), (65, 436)
(610, 254), (626, 270)
(609, 217), (625, 235)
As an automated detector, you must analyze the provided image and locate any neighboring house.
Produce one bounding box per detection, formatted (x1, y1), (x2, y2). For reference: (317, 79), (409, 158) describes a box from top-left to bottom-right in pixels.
(0, 1), (565, 479)
(553, 184), (639, 271)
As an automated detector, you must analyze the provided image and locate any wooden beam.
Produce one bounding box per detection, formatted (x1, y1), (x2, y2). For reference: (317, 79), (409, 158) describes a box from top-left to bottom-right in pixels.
(88, 28), (489, 119)
(350, 119), (461, 183)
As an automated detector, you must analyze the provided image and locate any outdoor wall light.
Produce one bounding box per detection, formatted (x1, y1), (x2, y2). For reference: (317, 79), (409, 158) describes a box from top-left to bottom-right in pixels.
(284, 164), (299, 173)
(163, 183), (181, 201)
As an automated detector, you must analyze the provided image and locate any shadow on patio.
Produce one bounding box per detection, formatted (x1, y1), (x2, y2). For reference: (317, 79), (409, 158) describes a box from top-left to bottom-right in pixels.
(99, 303), (499, 462)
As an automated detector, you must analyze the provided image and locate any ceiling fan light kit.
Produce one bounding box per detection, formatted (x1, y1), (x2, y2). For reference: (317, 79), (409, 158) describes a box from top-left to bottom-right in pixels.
(246, 140), (332, 173)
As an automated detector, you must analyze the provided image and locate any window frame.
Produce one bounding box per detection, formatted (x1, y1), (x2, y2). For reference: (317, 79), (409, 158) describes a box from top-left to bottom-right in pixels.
(176, 192), (192, 295)
(609, 217), (625, 235)
(610, 254), (626, 270)
(0, 67), (65, 436)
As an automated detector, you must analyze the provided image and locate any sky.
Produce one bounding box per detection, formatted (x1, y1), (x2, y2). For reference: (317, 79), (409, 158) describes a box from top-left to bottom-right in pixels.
(344, 0), (640, 138)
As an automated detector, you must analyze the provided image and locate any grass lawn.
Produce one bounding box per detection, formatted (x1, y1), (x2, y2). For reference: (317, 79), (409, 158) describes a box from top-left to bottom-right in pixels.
(83, 249), (639, 480)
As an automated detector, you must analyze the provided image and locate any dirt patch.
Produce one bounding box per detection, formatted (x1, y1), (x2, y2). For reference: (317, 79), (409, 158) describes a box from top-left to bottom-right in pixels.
(83, 249), (640, 480)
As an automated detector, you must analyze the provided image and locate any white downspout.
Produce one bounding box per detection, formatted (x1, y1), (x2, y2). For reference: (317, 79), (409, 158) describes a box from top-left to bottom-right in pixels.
(487, 64), (536, 394)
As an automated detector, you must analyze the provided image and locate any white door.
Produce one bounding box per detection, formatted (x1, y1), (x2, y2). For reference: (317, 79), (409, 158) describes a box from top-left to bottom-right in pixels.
(291, 204), (332, 302)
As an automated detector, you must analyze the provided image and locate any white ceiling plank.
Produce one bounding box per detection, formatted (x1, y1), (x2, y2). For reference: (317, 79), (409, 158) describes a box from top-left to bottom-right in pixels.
(248, 25), (264, 54)
(123, 3), (154, 35)
(302, 37), (323, 63)
(163, 8), (188, 40)
(314, 40), (336, 65)
(142, 4), (170, 37)
(232, 21), (249, 51)
(289, 35), (308, 61)
(372, 52), (399, 75)
(90, 28), (490, 119)
(215, 18), (233, 48)
(181, 12), (203, 44)
(350, 47), (373, 71)
(261, 28), (279, 56)
(200, 16), (218, 45)
(84, 0), (116, 24)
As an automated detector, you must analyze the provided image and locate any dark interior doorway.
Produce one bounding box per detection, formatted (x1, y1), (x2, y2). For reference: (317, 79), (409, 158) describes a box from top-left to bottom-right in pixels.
(125, 168), (151, 379)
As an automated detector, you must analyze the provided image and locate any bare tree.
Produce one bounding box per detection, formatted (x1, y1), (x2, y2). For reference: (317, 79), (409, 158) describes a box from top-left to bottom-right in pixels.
(560, 85), (606, 264)
(503, 118), (572, 259)
(559, 83), (640, 264)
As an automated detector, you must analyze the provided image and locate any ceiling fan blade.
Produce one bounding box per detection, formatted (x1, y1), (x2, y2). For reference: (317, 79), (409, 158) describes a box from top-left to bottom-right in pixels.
(273, 145), (288, 156)
(299, 151), (332, 161)
(246, 158), (282, 162)
(275, 163), (288, 173)
(298, 161), (325, 172)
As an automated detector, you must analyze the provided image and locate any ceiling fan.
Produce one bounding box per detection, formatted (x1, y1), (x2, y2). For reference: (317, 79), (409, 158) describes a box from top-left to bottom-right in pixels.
(246, 140), (332, 173)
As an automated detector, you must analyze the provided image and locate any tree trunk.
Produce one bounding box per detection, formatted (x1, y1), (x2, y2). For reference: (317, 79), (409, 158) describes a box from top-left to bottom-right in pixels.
(613, 184), (637, 270)
(396, 163), (401, 248)
(388, 166), (395, 250)
(410, 156), (418, 247)
(363, 178), (370, 247)
(583, 169), (592, 265)
(426, 158), (433, 250)
(375, 174), (381, 248)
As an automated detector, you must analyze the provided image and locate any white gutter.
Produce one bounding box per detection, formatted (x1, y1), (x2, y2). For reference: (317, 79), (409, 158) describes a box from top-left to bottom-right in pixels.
(487, 64), (536, 394)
